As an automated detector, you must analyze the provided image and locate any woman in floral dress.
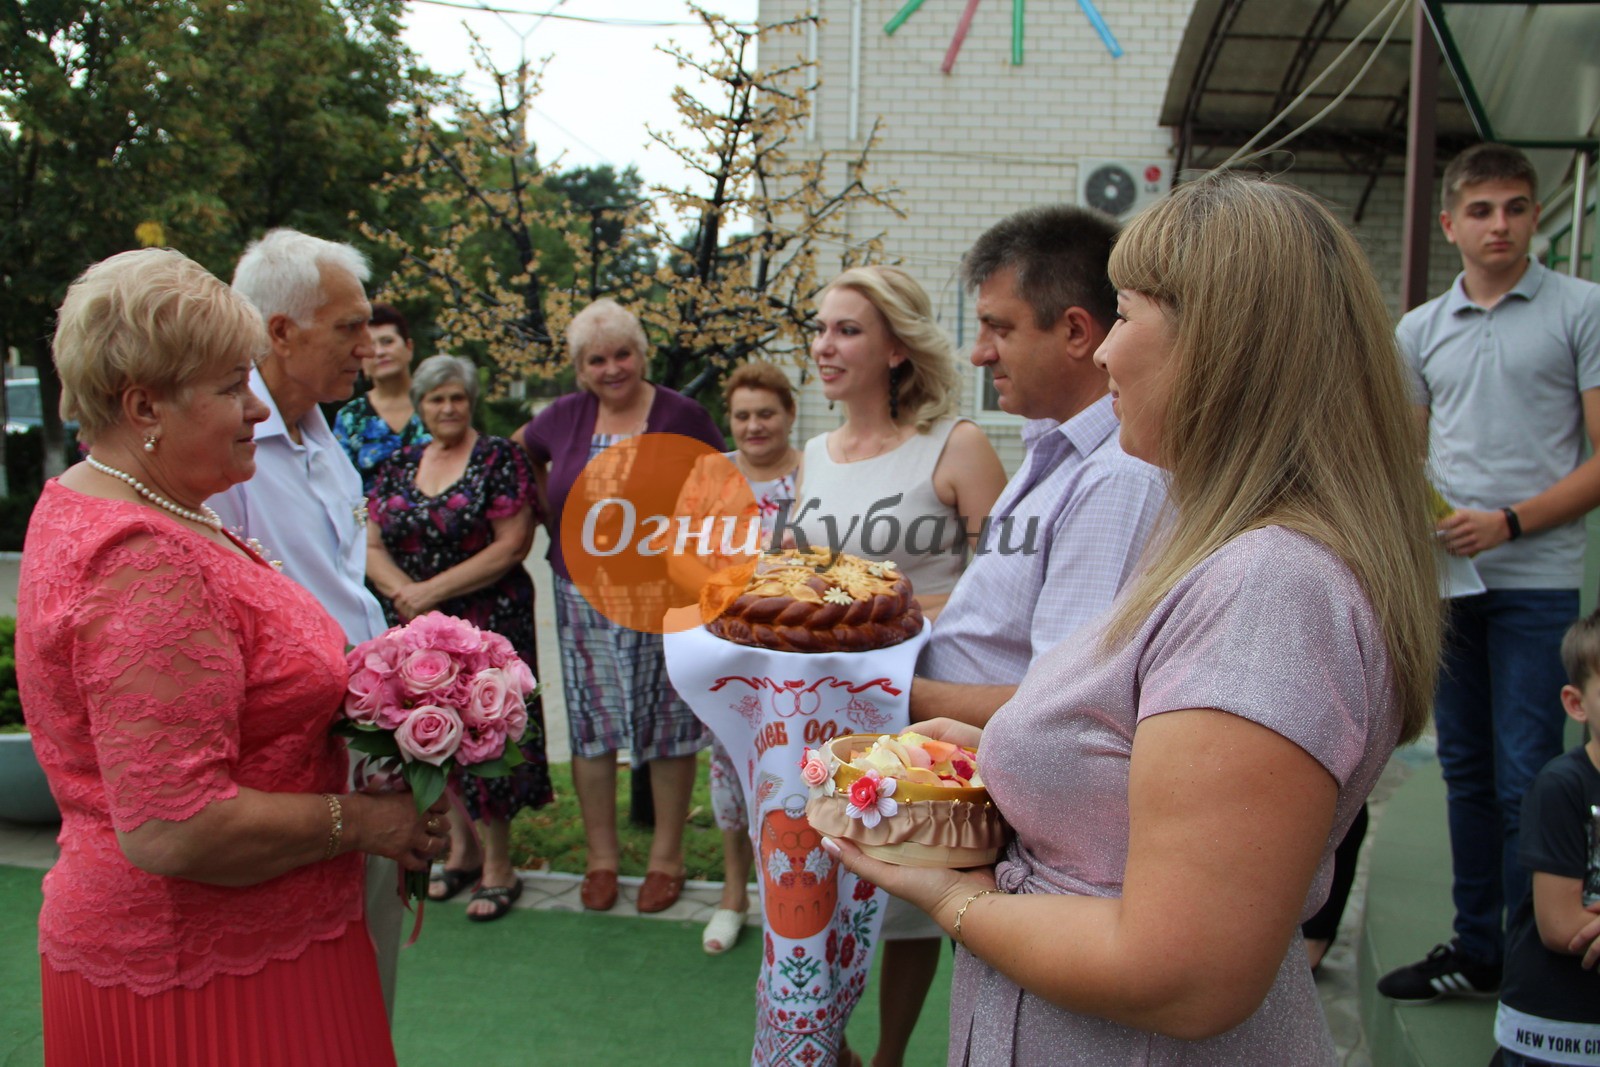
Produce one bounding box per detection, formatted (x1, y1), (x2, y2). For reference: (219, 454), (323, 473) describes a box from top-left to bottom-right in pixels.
(366, 354), (553, 922)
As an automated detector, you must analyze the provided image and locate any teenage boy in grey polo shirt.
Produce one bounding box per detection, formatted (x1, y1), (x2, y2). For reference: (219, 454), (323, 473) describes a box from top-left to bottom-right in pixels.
(1379, 144), (1600, 1002)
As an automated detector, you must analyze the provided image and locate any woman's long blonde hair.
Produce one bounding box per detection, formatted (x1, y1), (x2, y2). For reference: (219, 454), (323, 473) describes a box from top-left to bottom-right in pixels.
(823, 266), (959, 432)
(1103, 174), (1440, 744)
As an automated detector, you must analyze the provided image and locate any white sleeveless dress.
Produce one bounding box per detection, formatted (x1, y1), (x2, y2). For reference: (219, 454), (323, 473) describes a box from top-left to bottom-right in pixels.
(795, 417), (970, 597)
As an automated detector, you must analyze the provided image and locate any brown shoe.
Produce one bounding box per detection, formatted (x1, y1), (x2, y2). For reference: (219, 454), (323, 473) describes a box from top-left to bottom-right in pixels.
(580, 869), (618, 911)
(636, 870), (687, 914)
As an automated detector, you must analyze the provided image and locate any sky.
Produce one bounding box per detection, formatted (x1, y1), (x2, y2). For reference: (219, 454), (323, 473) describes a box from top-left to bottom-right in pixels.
(399, 0), (763, 196)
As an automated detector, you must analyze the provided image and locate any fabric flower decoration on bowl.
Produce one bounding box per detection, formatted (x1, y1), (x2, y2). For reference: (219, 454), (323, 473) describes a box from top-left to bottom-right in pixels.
(844, 770), (898, 829)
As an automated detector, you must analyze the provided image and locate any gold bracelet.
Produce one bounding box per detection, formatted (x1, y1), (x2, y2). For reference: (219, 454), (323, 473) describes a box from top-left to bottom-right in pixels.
(320, 793), (344, 861)
(954, 888), (1002, 948)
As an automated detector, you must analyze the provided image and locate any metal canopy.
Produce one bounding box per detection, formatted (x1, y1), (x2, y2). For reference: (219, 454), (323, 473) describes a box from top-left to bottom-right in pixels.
(1163, 0), (1479, 193)
(1424, 1), (1600, 150)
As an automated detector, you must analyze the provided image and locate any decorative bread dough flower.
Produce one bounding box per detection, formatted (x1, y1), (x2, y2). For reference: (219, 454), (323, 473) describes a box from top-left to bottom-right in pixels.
(823, 586), (854, 606)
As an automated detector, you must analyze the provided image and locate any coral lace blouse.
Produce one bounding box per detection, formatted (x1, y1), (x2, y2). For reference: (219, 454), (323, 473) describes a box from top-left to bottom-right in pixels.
(17, 480), (363, 995)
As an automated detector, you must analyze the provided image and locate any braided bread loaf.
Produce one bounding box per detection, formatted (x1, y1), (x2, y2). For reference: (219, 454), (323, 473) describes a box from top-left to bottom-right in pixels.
(701, 548), (923, 653)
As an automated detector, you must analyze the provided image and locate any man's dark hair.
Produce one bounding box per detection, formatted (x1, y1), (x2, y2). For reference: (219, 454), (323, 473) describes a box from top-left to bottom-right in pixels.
(369, 302), (411, 343)
(1441, 143), (1539, 211)
(961, 204), (1120, 332)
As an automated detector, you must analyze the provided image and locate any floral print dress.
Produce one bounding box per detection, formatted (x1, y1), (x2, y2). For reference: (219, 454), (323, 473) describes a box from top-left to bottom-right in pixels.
(334, 394), (430, 491)
(367, 435), (553, 820)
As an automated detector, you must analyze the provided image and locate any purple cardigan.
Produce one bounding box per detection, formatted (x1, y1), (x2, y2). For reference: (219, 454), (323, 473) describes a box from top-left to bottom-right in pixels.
(518, 385), (725, 581)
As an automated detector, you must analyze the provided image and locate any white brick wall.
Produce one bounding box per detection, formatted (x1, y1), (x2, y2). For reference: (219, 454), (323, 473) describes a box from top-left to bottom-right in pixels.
(758, 1), (1470, 473)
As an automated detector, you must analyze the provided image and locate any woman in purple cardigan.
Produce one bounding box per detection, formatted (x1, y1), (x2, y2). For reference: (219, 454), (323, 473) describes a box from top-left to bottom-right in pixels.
(518, 299), (724, 915)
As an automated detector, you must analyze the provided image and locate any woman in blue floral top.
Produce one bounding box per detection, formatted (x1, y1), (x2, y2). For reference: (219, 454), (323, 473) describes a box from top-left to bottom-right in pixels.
(365, 355), (552, 922)
(334, 303), (430, 489)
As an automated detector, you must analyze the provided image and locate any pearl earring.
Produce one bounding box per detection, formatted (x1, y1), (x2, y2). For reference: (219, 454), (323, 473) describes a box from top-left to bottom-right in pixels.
(143, 434), (158, 453)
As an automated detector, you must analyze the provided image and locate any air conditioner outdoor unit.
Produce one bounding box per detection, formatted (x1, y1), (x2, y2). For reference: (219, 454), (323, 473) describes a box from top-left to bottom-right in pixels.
(1076, 159), (1172, 219)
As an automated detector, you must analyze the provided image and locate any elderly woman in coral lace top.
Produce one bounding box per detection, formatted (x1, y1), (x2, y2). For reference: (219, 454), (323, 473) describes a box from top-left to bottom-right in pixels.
(17, 249), (447, 1067)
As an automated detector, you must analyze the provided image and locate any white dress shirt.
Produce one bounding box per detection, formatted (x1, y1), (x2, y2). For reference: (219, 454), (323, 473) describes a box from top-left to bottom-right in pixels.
(211, 367), (387, 643)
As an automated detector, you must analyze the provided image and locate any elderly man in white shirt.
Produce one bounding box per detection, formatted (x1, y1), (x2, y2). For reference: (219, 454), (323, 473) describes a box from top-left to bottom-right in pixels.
(214, 229), (401, 1015)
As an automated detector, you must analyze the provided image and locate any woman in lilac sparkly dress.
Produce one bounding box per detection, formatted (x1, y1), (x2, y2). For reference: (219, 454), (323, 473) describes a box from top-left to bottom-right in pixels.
(828, 175), (1442, 1065)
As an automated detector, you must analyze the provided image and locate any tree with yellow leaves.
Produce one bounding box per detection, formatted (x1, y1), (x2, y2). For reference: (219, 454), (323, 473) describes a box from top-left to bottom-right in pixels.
(367, 5), (900, 399)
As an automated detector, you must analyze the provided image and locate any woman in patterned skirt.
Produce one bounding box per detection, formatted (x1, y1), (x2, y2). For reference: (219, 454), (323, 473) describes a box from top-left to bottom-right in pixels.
(366, 354), (554, 922)
(518, 299), (725, 915)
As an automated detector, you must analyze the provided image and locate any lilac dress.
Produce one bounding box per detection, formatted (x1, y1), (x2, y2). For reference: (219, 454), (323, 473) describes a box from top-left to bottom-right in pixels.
(951, 527), (1399, 1066)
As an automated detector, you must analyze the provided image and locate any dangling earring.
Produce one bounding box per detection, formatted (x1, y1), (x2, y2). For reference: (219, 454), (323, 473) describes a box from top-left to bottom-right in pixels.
(888, 363), (907, 422)
(143, 433), (159, 453)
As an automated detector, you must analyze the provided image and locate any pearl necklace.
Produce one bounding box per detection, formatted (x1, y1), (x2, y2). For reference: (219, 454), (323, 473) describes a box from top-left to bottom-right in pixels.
(86, 456), (223, 530)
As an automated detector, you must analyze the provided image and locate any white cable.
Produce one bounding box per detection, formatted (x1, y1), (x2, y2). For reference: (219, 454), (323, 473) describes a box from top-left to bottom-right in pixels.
(1220, 0), (1409, 168)
(1248, 0), (1411, 159)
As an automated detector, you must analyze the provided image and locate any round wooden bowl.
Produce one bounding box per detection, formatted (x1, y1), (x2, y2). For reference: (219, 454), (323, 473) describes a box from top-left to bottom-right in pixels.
(824, 733), (988, 803)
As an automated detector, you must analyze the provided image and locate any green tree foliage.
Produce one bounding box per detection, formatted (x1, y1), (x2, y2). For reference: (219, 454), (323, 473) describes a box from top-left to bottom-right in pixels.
(0, 0), (427, 474)
(546, 164), (658, 299)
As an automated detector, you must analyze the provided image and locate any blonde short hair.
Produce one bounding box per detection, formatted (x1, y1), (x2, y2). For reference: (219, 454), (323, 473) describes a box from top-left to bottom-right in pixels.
(821, 266), (959, 432)
(54, 248), (268, 444)
(1103, 173), (1440, 745)
(567, 298), (650, 391)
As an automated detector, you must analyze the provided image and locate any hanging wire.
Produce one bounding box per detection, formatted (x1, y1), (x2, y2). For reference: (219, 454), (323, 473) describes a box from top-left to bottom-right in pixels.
(1220, 0), (1411, 169)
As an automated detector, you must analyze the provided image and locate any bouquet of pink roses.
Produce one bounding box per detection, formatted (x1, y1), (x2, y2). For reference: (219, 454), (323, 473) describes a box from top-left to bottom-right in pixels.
(334, 612), (538, 899)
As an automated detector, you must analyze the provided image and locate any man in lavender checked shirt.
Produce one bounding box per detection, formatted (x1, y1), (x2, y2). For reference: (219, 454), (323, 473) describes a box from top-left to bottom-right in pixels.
(912, 205), (1167, 727)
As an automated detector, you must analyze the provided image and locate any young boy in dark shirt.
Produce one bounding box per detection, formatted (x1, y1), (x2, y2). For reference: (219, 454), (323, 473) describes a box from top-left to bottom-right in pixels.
(1495, 609), (1600, 1065)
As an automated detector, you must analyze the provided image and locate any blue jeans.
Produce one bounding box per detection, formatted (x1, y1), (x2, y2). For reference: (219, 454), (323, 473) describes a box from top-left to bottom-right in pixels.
(1435, 589), (1576, 965)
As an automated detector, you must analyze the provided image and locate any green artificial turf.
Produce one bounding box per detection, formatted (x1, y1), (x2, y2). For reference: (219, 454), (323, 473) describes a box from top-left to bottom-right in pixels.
(0, 865), (44, 1066)
(393, 906), (953, 1064)
(0, 863), (953, 1066)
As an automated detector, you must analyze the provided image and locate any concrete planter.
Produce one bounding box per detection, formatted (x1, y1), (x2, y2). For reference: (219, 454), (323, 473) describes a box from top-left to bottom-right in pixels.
(0, 731), (60, 824)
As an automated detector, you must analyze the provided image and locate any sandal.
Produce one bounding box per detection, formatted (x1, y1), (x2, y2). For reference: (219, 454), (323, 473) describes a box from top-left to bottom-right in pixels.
(466, 879), (523, 923)
(581, 869), (619, 911)
(428, 865), (482, 902)
(637, 870), (687, 914)
(702, 907), (748, 955)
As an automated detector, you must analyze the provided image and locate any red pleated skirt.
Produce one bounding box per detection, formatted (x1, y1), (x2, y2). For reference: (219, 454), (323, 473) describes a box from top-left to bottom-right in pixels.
(39, 919), (397, 1067)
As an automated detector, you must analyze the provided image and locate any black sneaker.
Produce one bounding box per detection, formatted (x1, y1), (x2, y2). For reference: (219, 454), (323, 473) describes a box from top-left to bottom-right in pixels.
(1376, 942), (1501, 1001)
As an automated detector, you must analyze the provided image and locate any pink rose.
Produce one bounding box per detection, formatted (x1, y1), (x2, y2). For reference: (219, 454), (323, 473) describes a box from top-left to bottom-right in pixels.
(503, 702), (528, 745)
(799, 749), (830, 789)
(455, 725), (505, 766)
(394, 705), (463, 765)
(463, 669), (513, 730)
(403, 612), (487, 658)
(505, 656), (537, 698)
(348, 677), (408, 730)
(344, 672), (383, 726)
(398, 648), (458, 696)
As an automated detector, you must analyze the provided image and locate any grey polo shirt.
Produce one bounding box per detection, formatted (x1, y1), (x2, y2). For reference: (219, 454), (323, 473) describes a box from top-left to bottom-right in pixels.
(1399, 257), (1600, 589)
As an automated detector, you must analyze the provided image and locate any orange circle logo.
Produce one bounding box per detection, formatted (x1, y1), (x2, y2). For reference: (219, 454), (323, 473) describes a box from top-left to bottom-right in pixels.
(559, 433), (761, 634)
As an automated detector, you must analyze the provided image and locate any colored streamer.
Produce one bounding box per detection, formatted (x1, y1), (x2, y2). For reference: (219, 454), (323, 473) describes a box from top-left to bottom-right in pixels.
(942, 0), (984, 74)
(1012, 0), (1024, 65)
(883, 0), (926, 36)
(1077, 0), (1124, 58)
